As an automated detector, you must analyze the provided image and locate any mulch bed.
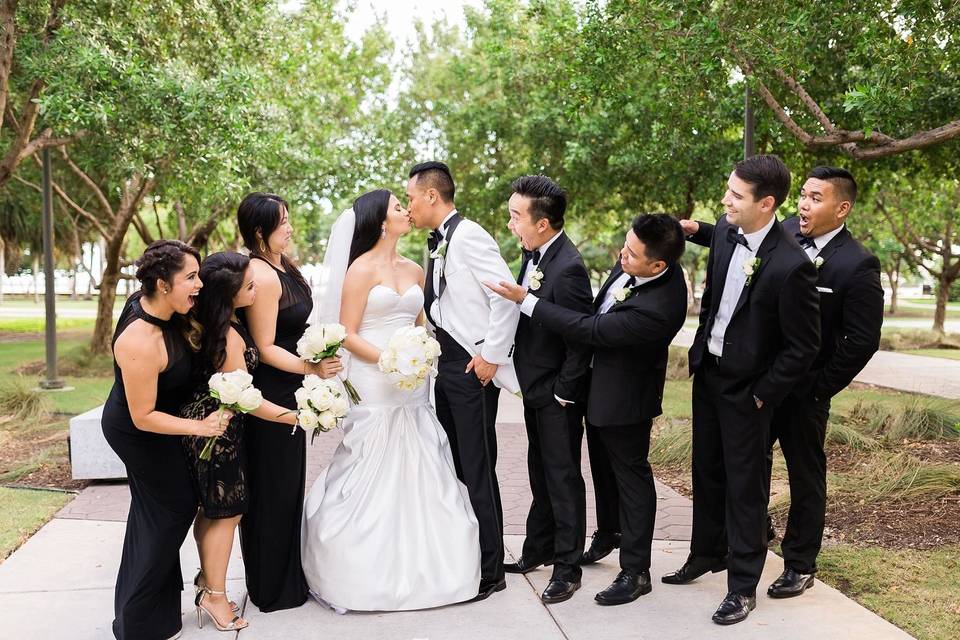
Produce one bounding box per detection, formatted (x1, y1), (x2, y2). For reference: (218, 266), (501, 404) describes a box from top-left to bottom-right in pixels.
(655, 439), (960, 550)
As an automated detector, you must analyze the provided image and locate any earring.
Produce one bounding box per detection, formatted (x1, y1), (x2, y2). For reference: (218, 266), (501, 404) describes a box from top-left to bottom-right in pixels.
(381, 226), (386, 238)
(258, 238), (267, 253)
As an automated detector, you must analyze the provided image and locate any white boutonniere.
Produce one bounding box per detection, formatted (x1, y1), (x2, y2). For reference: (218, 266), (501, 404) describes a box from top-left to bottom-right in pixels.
(429, 239), (448, 260)
(528, 268), (545, 291)
(742, 256), (761, 286)
(613, 286), (635, 305)
(814, 256), (824, 270)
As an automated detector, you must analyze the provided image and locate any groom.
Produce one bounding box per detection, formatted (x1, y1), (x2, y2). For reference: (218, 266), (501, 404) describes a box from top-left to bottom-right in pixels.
(406, 161), (521, 600)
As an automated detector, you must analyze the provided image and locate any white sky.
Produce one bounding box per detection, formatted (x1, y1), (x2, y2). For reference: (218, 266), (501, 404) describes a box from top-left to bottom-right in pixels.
(280, 0), (485, 47)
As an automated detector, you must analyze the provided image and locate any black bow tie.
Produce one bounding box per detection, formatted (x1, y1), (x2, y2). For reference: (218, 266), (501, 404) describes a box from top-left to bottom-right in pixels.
(727, 227), (750, 250)
(428, 229), (443, 252)
(624, 275), (636, 288)
(795, 232), (816, 249)
(523, 248), (541, 265)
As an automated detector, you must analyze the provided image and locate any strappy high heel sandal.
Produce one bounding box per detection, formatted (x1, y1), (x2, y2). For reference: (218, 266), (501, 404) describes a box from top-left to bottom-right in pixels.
(195, 587), (249, 632)
(192, 569), (239, 613)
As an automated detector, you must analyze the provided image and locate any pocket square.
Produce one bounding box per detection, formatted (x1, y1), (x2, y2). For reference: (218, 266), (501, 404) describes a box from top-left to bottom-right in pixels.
(816, 286), (834, 293)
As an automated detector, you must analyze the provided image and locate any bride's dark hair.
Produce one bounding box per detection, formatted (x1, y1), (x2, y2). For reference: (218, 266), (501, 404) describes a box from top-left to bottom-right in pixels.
(348, 189), (392, 266)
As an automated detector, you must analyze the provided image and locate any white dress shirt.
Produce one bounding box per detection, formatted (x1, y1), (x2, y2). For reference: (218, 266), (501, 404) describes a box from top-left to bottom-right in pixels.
(520, 230), (563, 288)
(803, 224), (844, 261)
(707, 215), (776, 357)
(430, 208), (459, 325)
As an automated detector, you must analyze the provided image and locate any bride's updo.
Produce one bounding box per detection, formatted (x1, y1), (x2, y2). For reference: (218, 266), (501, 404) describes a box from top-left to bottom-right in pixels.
(348, 189), (392, 265)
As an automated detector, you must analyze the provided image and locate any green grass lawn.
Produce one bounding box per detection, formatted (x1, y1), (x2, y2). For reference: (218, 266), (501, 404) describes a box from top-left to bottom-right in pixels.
(0, 339), (112, 414)
(0, 317), (96, 333)
(901, 348), (960, 361)
(818, 545), (960, 640)
(0, 487), (71, 560)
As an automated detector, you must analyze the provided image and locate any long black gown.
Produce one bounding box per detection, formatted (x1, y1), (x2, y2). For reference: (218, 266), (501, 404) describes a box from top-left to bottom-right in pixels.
(238, 256), (312, 612)
(101, 292), (197, 640)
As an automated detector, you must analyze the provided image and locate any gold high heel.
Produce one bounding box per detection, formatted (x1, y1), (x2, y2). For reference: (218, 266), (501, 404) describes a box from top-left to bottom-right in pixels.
(195, 587), (249, 632)
(192, 569), (239, 613)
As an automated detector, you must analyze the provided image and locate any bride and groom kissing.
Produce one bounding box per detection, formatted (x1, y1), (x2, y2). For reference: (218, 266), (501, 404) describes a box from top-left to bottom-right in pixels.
(302, 161), (689, 613)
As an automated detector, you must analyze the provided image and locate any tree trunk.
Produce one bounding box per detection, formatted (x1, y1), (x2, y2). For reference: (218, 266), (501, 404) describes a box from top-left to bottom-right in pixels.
(887, 268), (898, 315)
(90, 238), (123, 355)
(0, 233), (5, 304)
(32, 252), (40, 304)
(932, 273), (952, 340)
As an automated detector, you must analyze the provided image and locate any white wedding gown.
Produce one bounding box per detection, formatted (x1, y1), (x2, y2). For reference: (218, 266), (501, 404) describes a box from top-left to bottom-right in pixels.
(301, 284), (481, 611)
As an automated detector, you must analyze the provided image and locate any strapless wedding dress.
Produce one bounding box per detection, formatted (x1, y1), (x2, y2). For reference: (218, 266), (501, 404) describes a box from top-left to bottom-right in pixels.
(301, 284), (481, 611)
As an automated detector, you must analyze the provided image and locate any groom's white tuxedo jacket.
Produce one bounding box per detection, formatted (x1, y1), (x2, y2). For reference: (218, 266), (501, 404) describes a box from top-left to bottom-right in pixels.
(428, 212), (521, 393)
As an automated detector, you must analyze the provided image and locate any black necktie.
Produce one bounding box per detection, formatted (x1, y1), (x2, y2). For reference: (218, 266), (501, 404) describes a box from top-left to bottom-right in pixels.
(727, 227), (750, 250)
(522, 248), (541, 265)
(428, 229), (443, 252)
(795, 232), (816, 250)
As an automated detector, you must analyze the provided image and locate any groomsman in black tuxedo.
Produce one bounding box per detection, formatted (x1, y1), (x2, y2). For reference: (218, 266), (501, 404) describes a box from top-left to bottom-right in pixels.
(486, 214), (688, 606)
(662, 155), (820, 625)
(500, 175), (593, 603)
(681, 166), (883, 599)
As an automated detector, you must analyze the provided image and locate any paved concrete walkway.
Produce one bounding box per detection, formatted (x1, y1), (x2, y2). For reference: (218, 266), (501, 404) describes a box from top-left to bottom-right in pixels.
(674, 328), (960, 399)
(0, 393), (914, 639)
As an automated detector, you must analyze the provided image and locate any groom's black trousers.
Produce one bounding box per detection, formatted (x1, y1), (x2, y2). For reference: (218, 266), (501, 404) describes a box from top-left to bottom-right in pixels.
(520, 400), (585, 579)
(767, 393), (830, 574)
(691, 356), (771, 597)
(434, 329), (504, 583)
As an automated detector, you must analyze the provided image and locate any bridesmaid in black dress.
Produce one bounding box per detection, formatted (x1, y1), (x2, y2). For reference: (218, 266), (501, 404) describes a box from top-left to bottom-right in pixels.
(236, 193), (343, 612)
(180, 251), (300, 631)
(102, 240), (228, 640)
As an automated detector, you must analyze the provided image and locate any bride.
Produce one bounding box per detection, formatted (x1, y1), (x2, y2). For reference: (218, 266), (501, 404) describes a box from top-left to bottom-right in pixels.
(301, 189), (481, 611)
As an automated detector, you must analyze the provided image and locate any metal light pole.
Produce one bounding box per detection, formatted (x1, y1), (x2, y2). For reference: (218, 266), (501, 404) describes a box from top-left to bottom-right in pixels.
(40, 147), (65, 390)
(744, 85), (756, 159)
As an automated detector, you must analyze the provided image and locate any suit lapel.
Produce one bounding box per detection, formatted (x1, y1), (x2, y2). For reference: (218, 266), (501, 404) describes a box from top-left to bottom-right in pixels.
(437, 213), (463, 299)
(594, 262), (623, 310)
(709, 223), (736, 318)
(814, 226), (848, 270)
(730, 219), (781, 320)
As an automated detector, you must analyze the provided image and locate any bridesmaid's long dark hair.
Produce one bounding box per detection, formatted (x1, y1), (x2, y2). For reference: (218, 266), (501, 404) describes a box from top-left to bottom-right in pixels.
(348, 189), (391, 266)
(193, 252), (250, 376)
(237, 192), (309, 293)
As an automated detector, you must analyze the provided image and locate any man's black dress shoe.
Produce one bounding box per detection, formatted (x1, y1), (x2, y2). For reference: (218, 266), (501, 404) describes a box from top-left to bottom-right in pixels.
(579, 530), (621, 565)
(661, 555), (726, 585)
(541, 579), (580, 604)
(503, 556), (552, 574)
(767, 568), (815, 598)
(473, 578), (506, 602)
(593, 570), (651, 605)
(711, 592), (756, 625)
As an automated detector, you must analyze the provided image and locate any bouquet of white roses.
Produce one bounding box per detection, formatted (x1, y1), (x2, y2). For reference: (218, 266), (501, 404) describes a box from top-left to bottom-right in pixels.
(377, 325), (442, 391)
(202, 369), (263, 461)
(294, 374), (350, 444)
(296, 323), (362, 404)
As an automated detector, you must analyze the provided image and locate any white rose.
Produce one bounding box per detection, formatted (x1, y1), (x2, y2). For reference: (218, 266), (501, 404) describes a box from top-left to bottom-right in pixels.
(330, 396), (349, 417)
(215, 380), (241, 405)
(529, 278), (541, 291)
(742, 260), (756, 276)
(294, 386), (311, 410)
(309, 386), (333, 412)
(223, 369), (253, 389)
(323, 323), (347, 346)
(317, 410), (338, 431)
(237, 386), (263, 412)
(298, 409), (319, 430)
(302, 374), (322, 391)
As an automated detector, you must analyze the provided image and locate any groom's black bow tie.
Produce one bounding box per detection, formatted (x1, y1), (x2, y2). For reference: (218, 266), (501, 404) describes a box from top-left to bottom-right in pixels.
(727, 227), (751, 250)
(624, 275), (636, 288)
(523, 248), (541, 265)
(795, 232), (816, 249)
(428, 229), (443, 252)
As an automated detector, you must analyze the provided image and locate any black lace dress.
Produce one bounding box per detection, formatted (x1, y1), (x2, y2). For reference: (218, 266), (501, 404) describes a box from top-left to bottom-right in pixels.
(237, 256), (312, 612)
(101, 292), (197, 640)
(181, 321), (258, 519)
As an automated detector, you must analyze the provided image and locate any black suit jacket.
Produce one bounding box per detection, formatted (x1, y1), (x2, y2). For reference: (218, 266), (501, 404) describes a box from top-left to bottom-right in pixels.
(781, 217), (883, 400)
(513, 233), (593, 408)
(687, 216), (820, 409)
(530, 262), (688, 427)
